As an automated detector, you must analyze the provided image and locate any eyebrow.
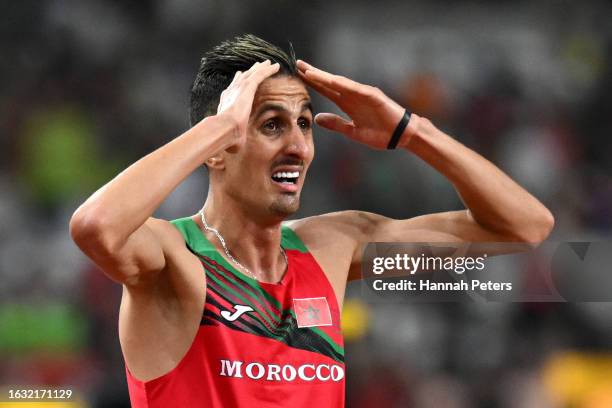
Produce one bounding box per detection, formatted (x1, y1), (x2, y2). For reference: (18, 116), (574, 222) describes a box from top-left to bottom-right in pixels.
(253, 101), (314, 120)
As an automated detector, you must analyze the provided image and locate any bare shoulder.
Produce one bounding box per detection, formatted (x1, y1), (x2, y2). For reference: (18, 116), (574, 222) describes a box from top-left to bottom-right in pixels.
(145, 217), (188, 250)
(285, 210), (384, 249)
(147, 217), (199, 268)
(129, 216), (204, 302)
(284, 211), (385, 296)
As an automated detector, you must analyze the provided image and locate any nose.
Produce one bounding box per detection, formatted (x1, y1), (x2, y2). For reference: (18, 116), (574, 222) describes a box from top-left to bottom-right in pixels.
(284, 124), (311, 159)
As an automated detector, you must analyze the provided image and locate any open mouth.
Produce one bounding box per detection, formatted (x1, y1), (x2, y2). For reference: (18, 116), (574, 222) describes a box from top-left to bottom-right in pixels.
(271, 171), (300, 185)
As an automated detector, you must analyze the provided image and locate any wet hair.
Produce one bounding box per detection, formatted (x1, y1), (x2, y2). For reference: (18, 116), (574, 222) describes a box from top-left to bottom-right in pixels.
(189, 34), (297, 126)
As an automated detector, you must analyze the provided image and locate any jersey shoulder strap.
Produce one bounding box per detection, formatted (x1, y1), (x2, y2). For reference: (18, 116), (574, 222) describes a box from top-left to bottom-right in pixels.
(280, 224), (309, 253)
(171, 216), (309, 255)
(170, 216), (215, 254)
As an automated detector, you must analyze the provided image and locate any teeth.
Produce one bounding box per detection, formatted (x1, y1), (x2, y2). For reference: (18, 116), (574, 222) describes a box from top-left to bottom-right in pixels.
(272, 171), (300, 179)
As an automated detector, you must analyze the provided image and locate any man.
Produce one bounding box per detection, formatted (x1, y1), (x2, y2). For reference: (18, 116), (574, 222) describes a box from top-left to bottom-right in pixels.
(69, 35), (554, 407)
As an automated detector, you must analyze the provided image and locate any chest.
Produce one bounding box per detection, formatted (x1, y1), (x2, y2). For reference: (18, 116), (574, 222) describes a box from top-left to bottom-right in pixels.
(199, 251), (343, 328)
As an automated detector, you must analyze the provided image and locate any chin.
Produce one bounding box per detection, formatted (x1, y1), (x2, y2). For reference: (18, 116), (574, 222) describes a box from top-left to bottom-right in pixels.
(269, 194), (300, 217)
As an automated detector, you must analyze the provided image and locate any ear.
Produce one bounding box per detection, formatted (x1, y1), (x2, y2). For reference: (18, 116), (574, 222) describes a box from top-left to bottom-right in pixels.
(205, 154), (225, 169)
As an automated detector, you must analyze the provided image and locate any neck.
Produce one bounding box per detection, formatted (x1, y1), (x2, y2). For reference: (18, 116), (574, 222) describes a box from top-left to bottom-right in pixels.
(199, 193), (286, 283)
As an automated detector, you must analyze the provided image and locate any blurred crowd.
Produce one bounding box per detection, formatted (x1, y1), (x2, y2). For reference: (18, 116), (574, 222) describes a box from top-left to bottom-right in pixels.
(1, 1), (612, 407)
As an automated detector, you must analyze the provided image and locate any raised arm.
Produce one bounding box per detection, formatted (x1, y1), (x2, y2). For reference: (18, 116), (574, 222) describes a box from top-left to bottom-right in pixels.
(371, 117), (555, 244)
(69, 61), (280, 286)
(296, 60), (554, 279)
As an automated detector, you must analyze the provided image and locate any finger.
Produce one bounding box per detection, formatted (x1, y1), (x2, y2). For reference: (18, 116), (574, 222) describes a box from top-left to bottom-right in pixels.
(297, 60), (332, 81)
(249, 60), (268, 71)
(254, 61), (279, 78)
(315, 113), (355, 136)
(298, 70), (342, 102)
(240, 63), (259, 80)
(296, 59), (316, 72)
(247, 62), (280, 87)
(303, 69), (360, 95)
(297, 60), (359, 93)
(228, 70), (242, 86)
(242, 59), (272, 80)
(298, 59), (342, 82)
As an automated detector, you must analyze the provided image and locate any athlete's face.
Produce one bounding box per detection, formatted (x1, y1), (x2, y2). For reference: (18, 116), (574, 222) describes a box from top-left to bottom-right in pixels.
(220, 75), (314, 218)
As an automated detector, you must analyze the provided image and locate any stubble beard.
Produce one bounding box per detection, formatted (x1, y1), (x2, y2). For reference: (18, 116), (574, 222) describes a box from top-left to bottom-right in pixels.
(269, 193), (300, 217)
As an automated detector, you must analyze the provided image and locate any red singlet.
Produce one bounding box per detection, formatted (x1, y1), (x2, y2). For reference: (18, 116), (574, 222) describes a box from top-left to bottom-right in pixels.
(125, 217), (345, 407)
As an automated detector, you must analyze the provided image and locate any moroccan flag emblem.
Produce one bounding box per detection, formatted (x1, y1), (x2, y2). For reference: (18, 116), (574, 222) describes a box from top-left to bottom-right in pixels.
(293, 297), (333, 328)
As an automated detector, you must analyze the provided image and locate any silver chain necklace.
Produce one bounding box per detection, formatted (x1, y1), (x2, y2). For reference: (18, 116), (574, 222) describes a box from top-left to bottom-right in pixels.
(199, 210), (288, 281)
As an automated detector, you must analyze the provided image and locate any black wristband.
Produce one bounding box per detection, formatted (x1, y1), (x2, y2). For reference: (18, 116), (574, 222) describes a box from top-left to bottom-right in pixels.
(387, 110), (411, 150)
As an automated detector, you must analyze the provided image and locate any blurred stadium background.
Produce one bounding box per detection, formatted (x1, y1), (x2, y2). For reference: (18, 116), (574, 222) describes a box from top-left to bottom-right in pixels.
(2, 1), (612, 407)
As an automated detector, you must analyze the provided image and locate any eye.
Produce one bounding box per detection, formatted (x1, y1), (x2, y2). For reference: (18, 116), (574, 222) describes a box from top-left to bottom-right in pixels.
(298, 117), (312, 130)
(262, 119), (281, 134)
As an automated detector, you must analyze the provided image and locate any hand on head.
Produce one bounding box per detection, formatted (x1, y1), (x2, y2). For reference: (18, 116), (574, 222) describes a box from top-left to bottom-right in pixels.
(217, 60), (280, 148)
(297, 60), (410, 149)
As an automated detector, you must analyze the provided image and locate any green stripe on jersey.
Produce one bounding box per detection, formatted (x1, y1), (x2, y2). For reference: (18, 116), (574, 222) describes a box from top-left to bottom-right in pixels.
(170, 217), (281, 308)
(280, 225), (308, 253)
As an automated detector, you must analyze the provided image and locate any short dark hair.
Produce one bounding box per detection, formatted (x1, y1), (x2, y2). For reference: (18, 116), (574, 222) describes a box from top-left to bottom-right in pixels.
(189, 34), (297, 127)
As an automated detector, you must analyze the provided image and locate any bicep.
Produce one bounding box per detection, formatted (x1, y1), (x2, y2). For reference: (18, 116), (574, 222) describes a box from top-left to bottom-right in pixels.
(348, 210), (510, 280)
(373, 210), (508, 243)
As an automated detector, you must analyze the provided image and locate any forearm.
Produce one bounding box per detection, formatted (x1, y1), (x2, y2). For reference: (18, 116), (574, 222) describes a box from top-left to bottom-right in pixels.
(402, 115), (554, 242)
(71, 114), (235, 246)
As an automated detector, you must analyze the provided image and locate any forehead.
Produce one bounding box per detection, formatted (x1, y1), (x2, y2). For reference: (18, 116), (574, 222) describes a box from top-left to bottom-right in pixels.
(252, 76), (310, 112)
